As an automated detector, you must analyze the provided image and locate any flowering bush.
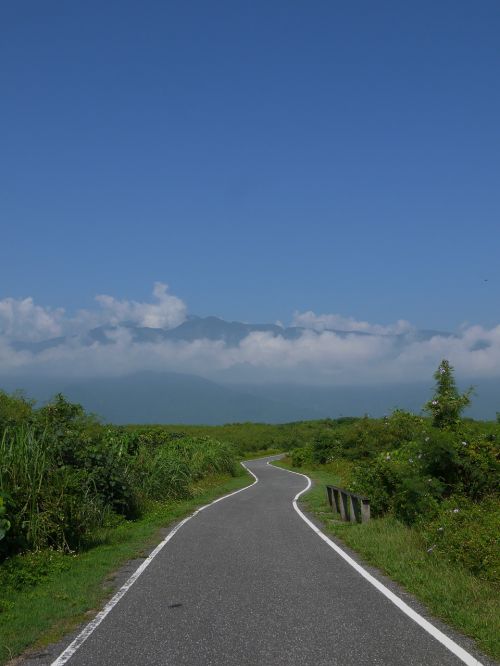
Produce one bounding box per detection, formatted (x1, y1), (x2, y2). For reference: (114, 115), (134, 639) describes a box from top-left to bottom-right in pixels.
(350, 441), (444, 523)
(424, 360), (472, 430)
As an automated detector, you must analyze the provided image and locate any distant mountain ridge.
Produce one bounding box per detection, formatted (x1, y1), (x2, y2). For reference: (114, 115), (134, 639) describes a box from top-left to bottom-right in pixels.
(4, 315), (485, 424)
(0, 371), (321, 424)
(10, 314), (455, 353)
(1, 371), (497, 425)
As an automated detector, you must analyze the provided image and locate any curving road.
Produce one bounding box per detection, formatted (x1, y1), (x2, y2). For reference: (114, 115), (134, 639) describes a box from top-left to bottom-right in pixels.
(39, 456), (491, 666)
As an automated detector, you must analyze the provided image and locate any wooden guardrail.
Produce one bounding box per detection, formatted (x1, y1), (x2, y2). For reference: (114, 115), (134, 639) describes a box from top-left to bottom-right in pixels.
(326, 485), (370, 523)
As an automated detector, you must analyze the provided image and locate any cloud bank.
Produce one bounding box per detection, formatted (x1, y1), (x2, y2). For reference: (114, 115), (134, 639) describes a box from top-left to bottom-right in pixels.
(1, 284), (500, 385)
(292, 310), (413, 335)
(94, 282), (187, 329)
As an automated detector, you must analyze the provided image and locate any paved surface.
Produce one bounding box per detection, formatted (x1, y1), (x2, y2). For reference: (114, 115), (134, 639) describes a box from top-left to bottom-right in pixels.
(28, 457), (493, 665)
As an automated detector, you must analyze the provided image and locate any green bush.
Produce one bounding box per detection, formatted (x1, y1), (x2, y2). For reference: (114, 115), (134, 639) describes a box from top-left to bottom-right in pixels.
(350, 441), (445, 523)
(424, 360), (472, 430)
(334, 411), (425, 461)
(290, 444), (314, 467)
(0, 390), (35, 430)
(0, 426), (109, 553)
(419, 495), (500, 583)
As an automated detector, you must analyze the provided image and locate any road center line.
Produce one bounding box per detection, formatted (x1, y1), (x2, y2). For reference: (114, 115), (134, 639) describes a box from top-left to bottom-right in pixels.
(268, 461), (483, 666)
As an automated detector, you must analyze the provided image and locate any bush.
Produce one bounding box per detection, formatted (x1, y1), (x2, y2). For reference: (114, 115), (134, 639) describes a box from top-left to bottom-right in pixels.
(335, 411), (425, 461)
(0, 390), (35, 430)
(0, 391), (240, 559)
(0, 426), (109, 553)
(424, 360), (472, 430)
(350, 441), (444, 523)
(290, 444), (314, 467)
(419, 495), (500, 583)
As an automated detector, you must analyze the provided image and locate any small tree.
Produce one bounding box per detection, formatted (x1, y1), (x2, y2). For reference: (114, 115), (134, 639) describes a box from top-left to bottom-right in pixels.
(425, 359), (472, 430)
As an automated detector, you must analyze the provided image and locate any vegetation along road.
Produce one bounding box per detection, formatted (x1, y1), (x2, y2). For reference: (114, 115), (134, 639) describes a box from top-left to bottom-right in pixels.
(28, 456), (492, 666)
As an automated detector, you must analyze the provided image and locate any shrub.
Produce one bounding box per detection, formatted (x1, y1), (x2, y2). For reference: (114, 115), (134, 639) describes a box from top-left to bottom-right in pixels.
(350, 442), (444, 523)
(0, 390), (35, 430)
(453, 427), (499, 498)
(420, 495), (500, 583)
(335, 411), (424, 461)
(424, 360), (472, 430)
(290, 444), (314, 467)
(80, 437), (139, 519)
(0, 426), (110, 553)
(311, 432), (342, 464)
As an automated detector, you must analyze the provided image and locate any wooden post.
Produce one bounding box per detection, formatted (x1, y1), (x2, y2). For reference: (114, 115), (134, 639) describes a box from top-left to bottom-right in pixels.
(339, 491), (349, 521)
(325, 485), (371, 523)
(348, 494), (358, 523)
(333, 488), (341, 515)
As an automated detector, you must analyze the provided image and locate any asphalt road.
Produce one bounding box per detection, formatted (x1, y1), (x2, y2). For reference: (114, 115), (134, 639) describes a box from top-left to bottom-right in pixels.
(43, 456), (491, 666)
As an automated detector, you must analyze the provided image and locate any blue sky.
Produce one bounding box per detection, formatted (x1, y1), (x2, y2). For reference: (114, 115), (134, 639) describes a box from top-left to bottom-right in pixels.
(1, 1), (499, 332)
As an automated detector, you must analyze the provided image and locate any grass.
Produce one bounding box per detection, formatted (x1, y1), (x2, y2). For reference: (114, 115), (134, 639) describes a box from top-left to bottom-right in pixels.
(275, 458), (500, 661)
(0, 470), (252, 665)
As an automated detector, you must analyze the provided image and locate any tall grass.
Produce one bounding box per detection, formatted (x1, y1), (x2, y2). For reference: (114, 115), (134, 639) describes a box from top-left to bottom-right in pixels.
(0, 397), (240, 559)
(0, 425), (106, 553)
(0, 426), (51, 550)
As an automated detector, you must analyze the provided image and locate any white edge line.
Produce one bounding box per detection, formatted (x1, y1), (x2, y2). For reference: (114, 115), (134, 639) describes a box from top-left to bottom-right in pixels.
(268, 461), (484, 666)
(50, 462), (259, 666)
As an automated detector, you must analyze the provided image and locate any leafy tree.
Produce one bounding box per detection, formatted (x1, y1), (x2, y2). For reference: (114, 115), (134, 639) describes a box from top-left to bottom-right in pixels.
(424, 359), (472, 430)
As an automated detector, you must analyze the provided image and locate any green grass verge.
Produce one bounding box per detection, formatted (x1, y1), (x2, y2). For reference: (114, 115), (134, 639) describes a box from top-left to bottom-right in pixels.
(274, 459), (500, 661)
(0, 471), (252, 665)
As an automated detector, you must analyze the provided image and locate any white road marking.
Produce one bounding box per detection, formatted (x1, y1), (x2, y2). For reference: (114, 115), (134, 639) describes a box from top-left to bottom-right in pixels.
(50, 463), (259, 666)
(268, 461), (484, 666)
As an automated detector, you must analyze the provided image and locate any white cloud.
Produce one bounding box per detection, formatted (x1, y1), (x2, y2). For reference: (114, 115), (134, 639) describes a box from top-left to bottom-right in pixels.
(293, 310), (413, 335)
(1, 288), (500, 386)
(0, 297), (65, 341)
(95, 282), (186, 329)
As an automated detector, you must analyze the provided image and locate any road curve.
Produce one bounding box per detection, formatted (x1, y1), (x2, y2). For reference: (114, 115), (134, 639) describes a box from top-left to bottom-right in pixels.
(43, 456), (491, 666)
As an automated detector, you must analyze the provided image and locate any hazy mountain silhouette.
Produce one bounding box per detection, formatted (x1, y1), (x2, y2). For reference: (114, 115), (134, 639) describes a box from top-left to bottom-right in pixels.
(1, 372), (497, 424)
(0, 372), (320, 424)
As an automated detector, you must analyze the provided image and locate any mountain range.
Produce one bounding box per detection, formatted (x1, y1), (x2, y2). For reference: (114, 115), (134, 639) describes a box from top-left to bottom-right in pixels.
(10, 315), (454, 353)
(2, 316), (497, 423)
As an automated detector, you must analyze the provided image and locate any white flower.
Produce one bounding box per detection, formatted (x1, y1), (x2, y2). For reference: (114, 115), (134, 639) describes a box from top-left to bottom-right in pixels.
(437, 527), (444, 532)
(462, 441), (468, 446)
(453, 508), (460, 513)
